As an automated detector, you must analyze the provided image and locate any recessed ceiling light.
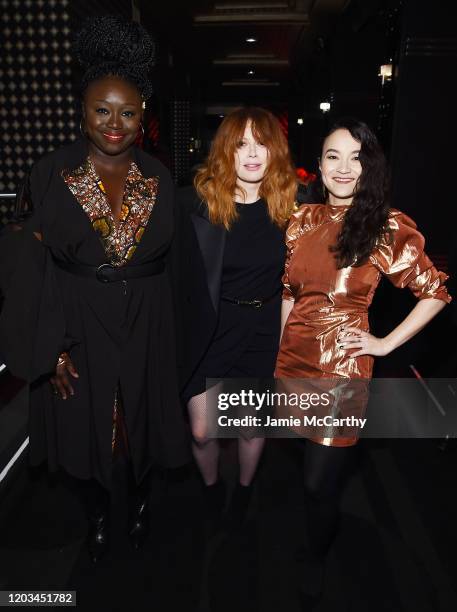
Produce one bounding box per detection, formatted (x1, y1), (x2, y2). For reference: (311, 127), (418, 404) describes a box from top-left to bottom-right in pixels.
(248, 69), (255, 75)
(246, 37), (257, 43)
(297, 118), (304, 125)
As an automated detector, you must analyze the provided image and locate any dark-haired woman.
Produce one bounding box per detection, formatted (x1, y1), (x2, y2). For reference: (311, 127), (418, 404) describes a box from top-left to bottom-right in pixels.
(0, 16), (188, 561)
(177, 107), (297, 526)
(275, 119), (450, 605)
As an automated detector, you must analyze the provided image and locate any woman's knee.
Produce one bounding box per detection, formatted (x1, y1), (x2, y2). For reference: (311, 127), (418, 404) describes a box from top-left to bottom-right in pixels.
(191, 427), (211, 446)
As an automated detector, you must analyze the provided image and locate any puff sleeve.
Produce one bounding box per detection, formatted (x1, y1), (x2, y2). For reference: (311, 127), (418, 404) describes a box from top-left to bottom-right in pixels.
(282, 206), (306, 301)
(371, 211), (451, 303)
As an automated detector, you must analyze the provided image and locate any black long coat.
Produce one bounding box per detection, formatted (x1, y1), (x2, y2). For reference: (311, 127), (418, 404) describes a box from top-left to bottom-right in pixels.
(0, 140), (189, 487)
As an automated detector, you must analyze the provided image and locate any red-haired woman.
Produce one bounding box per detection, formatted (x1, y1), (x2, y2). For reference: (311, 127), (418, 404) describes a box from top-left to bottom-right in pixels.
(177, 107), (297, 526)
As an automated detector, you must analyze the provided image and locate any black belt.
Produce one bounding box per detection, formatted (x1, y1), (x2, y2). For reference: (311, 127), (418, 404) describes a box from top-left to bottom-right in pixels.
(54, 259), (165, 283)
(221, 288), (281, 309)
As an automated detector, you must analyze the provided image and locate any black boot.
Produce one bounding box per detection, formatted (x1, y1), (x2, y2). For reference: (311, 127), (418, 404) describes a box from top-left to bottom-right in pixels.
(87, 511), (110, 563)
(202, 480), (226, 535)
(82, 481), (110, 563)
(128, 472), (153, 550)
(296, 547), (325, 610)
(297, 494), (335, 609)
(128, 496), (149, 550)
(222, 482), (253, 533)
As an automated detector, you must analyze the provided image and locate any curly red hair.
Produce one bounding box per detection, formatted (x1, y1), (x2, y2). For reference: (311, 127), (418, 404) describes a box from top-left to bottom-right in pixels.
(194, 107), (297, 229)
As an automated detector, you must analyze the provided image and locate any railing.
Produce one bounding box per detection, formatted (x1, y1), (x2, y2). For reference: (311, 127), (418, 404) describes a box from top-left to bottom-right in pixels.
(0, 364), (28, 485)
(0, 194), (27, 484)
(0, 192), (17, 226)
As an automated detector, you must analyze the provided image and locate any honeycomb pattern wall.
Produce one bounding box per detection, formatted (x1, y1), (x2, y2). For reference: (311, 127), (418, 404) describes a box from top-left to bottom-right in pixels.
(171, 100), (190, 185)
(0, 0), (76, 222)
(0, 0), (132, 224)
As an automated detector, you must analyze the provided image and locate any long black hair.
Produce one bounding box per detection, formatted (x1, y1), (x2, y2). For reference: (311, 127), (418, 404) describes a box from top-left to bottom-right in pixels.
(73, 16), (155, 99)
(314, 118), (392, 268)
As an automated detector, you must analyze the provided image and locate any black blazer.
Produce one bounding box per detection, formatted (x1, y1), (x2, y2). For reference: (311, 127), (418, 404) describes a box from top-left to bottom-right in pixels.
(174, 182), (315, 392)
(175, 185), (224, 391)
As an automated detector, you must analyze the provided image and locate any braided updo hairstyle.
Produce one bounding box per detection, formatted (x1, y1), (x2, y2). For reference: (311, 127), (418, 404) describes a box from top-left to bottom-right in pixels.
(73, 15), (155, 99)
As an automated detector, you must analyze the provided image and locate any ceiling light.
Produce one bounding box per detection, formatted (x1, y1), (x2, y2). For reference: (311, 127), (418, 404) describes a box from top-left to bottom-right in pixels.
(319, 102), (331, 113)
(246, 37), (257, 43)
(248, 70), (255, 75)
(378, 63), (393, 85)
(297, 118), (304, 125)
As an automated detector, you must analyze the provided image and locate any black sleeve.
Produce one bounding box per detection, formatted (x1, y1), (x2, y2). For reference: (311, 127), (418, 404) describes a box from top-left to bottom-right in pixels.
(448, 239), (457, 325)
(169, 186), (195, 385)
(0, 156), (66, 381)
(12, 170), (33, 224)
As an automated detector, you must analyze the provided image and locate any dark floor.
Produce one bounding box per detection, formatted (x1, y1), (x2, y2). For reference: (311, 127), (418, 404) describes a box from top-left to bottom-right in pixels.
(1, 435), (457, 612)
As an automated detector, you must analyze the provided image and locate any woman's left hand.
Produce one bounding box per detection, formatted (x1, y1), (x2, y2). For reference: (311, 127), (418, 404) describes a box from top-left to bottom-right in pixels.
(337, 327), (391, 357)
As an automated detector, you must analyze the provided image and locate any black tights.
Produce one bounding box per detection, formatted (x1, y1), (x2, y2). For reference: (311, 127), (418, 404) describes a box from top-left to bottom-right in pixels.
(302, 440), (355, 559)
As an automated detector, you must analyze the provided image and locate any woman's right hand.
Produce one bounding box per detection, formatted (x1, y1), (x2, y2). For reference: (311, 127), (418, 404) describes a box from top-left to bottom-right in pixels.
(50, 353), (79, 399)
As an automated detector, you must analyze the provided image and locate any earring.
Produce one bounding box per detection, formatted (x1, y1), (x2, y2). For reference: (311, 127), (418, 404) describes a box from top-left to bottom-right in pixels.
(139, 123), (145, 138)
(79, 118), (86, 137)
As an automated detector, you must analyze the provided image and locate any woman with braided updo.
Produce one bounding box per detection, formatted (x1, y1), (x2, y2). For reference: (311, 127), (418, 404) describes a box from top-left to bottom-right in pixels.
(0, 16), (189, 561)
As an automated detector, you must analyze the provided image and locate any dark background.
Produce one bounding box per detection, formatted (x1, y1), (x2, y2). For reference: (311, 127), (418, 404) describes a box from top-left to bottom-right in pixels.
(2, 0), (455, 372)
(1, 3), (457, 610)
(1, 0), (456, 250)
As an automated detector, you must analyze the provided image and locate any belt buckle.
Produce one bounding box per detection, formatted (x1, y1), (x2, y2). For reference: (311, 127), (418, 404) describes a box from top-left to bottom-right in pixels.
(251, 299), (263, 309)
(96, 263), (115, 283)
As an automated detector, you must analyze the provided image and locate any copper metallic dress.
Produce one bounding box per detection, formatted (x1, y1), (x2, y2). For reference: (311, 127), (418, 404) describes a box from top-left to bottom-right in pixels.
(275, 203), (451, 446)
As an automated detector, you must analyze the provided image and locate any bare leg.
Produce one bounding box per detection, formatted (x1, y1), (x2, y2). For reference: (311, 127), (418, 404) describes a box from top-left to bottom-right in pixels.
(238, 437), (265, 486)
(188, 390), (220, 485)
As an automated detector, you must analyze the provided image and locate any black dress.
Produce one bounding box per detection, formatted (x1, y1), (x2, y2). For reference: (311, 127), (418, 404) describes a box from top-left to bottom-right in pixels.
(183, 198), (286, 400)
(0, 139), (189, 488)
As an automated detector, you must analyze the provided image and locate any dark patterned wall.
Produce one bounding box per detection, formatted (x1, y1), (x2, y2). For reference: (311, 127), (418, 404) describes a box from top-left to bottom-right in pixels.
(171, 100), (190, 185)
(0, 0), (76, 223)
(0, 0), (133, 224)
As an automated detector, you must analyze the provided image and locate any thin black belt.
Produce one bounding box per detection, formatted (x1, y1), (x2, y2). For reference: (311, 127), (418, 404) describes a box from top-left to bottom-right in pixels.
(221, 288), (281, 309)
(54, 259), (165, 283)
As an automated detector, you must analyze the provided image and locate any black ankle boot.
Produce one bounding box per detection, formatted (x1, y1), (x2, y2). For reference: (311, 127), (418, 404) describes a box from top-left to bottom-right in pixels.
(87, 510), (110, 563)
(204, 480), (226, 515)
(222, 482), (253, 532)
(202, 480), (226, 537)
(81, 480), (110, 563)
(128, 496), (149, 550)
(295, 547), (325, 610)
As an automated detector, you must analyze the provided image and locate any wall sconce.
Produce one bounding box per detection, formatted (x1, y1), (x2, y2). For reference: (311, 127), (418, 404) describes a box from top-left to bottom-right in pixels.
(379, 64), (393, 85)
(319, 102), (331, 113)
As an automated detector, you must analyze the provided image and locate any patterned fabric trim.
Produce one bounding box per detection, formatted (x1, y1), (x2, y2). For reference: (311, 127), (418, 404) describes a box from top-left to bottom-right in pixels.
(62, 157), (159, 266)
